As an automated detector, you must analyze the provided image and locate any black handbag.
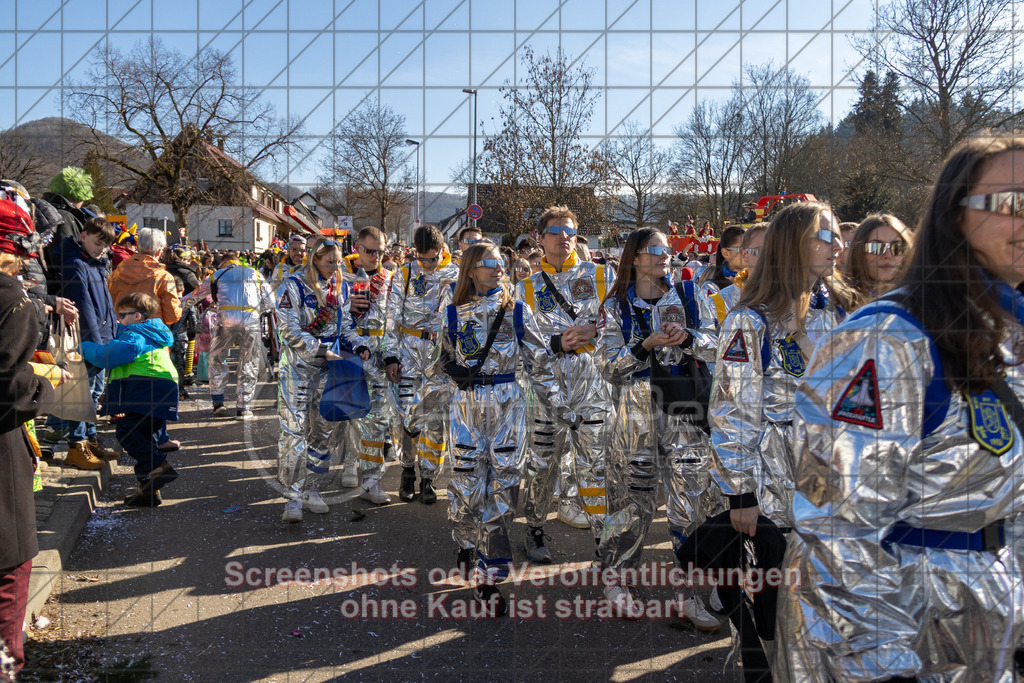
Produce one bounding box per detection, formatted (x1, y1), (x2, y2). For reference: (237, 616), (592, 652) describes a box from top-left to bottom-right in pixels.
(630, 282), (712, 429)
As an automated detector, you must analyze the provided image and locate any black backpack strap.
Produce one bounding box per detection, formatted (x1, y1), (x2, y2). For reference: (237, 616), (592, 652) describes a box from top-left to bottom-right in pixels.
(539, 270), (578, 321)
(469, 307), (507, 370)
(992, 377), (1024, 438)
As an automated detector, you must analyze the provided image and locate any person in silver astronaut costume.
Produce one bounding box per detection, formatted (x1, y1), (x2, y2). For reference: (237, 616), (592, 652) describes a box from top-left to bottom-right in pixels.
(208, 251), (275, 419)
(341, 226), (396, 504)
(708, 201), (848, 676)
(707, 223), (768, 328)
(777, 136), (1024, 683)
(384, 225), (458, 505)
(271, 234), (306, 291)
(518, 205), (616, 563)
(276, 238), (368, 523)
(432, 242), (564, 616)
(597, 228), (722, 628)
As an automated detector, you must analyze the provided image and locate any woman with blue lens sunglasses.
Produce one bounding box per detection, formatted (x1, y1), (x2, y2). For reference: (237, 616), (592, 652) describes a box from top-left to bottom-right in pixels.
(435, 242), (562, 616)
(598, 227), (722, 626)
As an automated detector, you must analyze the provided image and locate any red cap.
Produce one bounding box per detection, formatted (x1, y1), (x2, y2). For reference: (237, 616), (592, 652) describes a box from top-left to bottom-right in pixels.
(0, 190), (37, 257)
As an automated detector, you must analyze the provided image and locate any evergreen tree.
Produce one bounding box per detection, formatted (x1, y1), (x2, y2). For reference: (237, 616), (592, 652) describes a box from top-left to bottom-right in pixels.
(81, 150), (115, 214)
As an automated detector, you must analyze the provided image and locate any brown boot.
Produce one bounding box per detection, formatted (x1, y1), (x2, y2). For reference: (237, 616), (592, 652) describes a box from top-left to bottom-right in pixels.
(87, 437), (120, 461)
(65, 441), (104, 470)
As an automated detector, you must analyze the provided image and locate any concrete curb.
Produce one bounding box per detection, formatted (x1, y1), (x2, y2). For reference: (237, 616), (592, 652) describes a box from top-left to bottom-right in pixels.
(25, 461), (112, 627)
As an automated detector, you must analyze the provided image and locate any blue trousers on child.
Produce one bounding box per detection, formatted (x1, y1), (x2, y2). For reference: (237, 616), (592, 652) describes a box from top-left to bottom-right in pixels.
(115, 413), (167, 482)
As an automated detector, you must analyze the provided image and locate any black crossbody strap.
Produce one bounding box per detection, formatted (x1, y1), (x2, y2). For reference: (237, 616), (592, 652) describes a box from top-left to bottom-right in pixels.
(674, 282), (693, 329)
(540, 270), (578, 321)
(469, 307), (506, 370)
(992, 377), (1024, 437)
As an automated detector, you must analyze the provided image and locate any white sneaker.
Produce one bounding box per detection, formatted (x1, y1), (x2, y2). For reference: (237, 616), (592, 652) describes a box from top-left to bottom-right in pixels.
(301, 488), (329, 514)
(342, 462), (359, 488)
(281, 498), (303, 523)
(679, 593), (722, 632)
(237, 409), (255, 420)
(360, 482), (391, 505)
(709, 587), (724, 612)
(604, 585), (644, 620)
(556, 500), (590, 529)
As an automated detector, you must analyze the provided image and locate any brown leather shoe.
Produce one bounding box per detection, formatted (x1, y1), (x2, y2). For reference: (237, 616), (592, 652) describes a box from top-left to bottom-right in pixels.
(87, 437), (120, 461)
(65, 441), (104, 470)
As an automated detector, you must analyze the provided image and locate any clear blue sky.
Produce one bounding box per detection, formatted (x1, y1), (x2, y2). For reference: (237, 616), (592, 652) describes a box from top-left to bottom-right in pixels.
(1, 0), (878, 196)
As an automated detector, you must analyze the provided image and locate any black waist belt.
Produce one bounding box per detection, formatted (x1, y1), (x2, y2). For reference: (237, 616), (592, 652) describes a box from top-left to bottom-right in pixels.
(883, 520), (1005, 552)
(464, 373), (516, 387)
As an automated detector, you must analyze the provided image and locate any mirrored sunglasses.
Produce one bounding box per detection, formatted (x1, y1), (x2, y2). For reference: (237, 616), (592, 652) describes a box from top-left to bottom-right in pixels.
(638, 245), (673, 256)
(960, 190), (1024, 218)
(864, 240), (907, 256)
(477, 258), (504, 269)
(358, 244), (383, 256)
(416, 255), (440, 263)
(743, 247), (760, 256)
(815, 229), (841, 246)
(544, 225), (578, 236)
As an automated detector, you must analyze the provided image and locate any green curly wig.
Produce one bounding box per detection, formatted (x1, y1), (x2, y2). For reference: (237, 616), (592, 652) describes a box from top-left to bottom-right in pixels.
(49, 167), (94, 202)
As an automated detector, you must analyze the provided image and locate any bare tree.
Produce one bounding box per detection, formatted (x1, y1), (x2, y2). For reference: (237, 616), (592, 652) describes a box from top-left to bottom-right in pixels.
(740, 62), (823, 199)
(0, 129), (45, 189)
(481, 47), (609, 236)
(673, 96), (749, 229)
(602, 120), (672, 230)
(318, 100), (414, 241)
(853, 0), (1024, 174)
(62, 37), (304, 239)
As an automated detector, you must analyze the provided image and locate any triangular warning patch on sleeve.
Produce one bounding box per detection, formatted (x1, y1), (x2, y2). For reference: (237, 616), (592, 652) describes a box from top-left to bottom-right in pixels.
(279, 290), (293, 309)
(831, 359), (883, 429)
(722, 330), (749, 362)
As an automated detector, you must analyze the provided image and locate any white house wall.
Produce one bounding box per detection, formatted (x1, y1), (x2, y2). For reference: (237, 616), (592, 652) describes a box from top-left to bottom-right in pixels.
(126, 204), (278, 252)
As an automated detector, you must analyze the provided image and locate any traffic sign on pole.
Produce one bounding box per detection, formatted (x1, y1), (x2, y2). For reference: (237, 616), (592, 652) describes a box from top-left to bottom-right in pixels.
(467, 204), (483, 221)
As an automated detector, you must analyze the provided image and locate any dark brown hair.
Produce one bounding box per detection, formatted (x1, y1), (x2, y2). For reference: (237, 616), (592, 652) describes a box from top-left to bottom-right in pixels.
(357, 226), (386, 243)
(81, 217), (116, 244)
(843, 214), (913, 310)
(605, 227), (662, 304)
(699, 225), (746, 290)
(899, 134), (1024, 394)
(413, 224), (444, 253)
(117, 292), (159, 318)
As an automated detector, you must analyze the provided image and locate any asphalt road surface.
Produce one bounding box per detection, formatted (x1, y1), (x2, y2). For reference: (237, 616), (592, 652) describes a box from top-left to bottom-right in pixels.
(29, 374), (739, 682)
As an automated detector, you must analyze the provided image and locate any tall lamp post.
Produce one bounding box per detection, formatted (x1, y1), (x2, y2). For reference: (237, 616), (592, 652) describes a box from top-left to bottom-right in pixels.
(462, 88), (478, 228)
(405, 138), (421, 244)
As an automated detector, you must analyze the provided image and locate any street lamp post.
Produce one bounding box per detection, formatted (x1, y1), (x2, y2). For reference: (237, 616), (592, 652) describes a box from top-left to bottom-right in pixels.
(462, 88), (478, 228)
(405, 138), (420, 243)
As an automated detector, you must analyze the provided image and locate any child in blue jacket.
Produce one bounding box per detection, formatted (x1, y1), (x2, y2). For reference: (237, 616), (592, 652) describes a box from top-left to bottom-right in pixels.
(80, 292), (179, 506)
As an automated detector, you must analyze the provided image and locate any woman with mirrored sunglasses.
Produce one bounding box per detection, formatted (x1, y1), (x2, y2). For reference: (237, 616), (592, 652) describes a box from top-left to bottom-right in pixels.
(841, 213), (913, 311)
(510, 258), (532, 286)
(708, 201), (849, 678)
(777, 137), (1024, 682)
(597, 228), (722, 627)
(433, 242), (563, 616)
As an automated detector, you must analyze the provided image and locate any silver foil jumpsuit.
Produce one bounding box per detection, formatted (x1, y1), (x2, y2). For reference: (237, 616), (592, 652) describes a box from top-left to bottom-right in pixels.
(518, 253), (616, 541)
(275, 273), (361, 497)
(432, 289), (563, 582)
(709, 301), (839, 529)
(776, 288), (1024, 683)
(208, 262), (274, 411)
(384, 256), (458, 477)
(342, 259), (395, 487)
(598, 281), (721, 568)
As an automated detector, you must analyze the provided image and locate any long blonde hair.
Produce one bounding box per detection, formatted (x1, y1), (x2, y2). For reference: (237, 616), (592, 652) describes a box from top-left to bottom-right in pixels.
(453, 242), (514, 310)
(738, 201), (850, 328)
(303, 237), (343, 306)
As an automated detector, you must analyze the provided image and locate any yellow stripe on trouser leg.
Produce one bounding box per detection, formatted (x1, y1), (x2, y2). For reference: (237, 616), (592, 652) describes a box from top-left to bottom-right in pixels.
(579, 487), (606, 514)
(416, 435), (445, 471)
(360, 453), (385, 463)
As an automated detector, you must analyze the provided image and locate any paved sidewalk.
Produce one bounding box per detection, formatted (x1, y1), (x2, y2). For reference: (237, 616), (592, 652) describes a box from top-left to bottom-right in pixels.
(25, 435), (115, 628)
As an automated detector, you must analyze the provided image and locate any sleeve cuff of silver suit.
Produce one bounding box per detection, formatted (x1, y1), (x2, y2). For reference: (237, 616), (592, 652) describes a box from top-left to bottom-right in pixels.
(315, 344), (329, 359)
(384, 356), (399, 366)
(631, 342), (649, 361)
(728, 492), (758, 509)
(550, 334), (564, 354)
